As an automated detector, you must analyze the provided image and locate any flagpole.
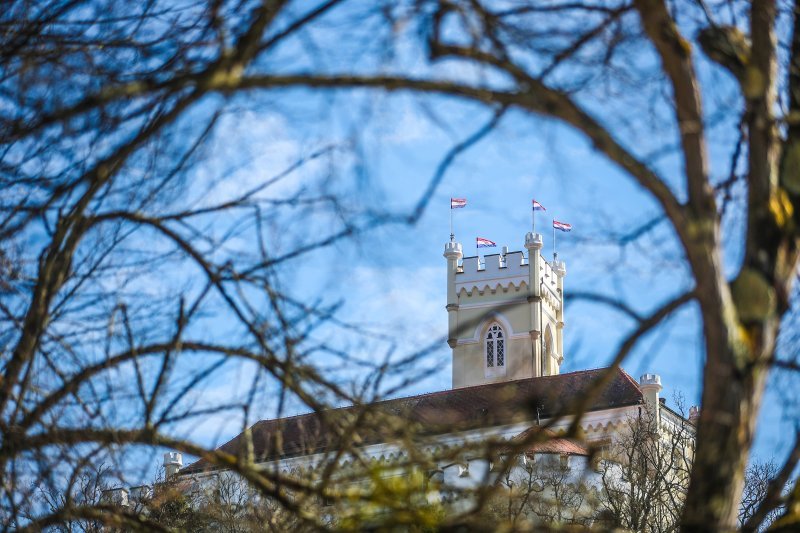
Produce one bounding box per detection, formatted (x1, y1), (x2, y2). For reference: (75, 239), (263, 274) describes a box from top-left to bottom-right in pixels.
(553, 222), (557, 262)
(450, 202), (454, 242)
(532, 206), (536, 234)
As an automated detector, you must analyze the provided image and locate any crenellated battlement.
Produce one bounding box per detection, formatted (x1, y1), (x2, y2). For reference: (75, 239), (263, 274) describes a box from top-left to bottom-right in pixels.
(459, 250), (526, 276)
(639, 374), (662, 388)
(455, 250), (562, 299)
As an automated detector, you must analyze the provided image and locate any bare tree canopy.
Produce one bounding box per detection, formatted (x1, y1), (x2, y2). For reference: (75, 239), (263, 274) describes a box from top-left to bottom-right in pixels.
(2, 0), (800, 531)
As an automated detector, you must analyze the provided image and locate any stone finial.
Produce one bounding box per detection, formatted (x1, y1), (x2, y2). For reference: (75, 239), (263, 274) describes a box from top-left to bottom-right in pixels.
(639, 373), (662, 388)
(444, 240), (463, 260)
(525, 232), (543, 250)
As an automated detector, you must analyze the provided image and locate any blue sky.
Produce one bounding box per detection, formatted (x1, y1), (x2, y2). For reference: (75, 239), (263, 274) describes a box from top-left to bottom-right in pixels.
(102, 1), (798, 480)
(157, 86), (794, 472)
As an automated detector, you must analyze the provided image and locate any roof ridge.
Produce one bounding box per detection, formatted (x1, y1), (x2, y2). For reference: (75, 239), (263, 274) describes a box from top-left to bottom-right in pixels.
(250, 368), (620, 427)
(617, 367), (643, 393)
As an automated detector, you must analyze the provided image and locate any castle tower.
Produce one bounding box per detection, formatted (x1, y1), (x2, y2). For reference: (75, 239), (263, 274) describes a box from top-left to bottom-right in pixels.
(444, 232), (566, 389)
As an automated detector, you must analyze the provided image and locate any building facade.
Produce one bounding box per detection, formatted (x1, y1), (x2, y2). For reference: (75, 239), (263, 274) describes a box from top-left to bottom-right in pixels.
(111, 229), (696, 527)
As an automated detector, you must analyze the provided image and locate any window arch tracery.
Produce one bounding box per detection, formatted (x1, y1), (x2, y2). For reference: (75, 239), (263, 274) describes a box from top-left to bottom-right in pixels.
(485, 323), (505, 369)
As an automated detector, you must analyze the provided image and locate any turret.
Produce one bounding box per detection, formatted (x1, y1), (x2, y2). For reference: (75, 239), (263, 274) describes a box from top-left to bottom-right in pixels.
(525, 232), (544, 374)
(443, 240), (463, 348)
(639, 373), (663, 420)
(163, 451), (183, 479)
(553, 257), (566, 373)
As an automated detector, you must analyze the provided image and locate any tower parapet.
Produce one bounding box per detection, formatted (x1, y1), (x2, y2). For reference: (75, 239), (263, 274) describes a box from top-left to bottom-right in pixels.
(445, 232), (567, 388)
(457, 251), (527, 294)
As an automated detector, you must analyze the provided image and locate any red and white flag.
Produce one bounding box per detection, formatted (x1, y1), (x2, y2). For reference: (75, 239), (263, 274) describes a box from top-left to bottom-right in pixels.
(532, 199), (546, 211)
(451, 198), (467, 209)
(553, 220), (572, 232)
(476, 237), (496, 248)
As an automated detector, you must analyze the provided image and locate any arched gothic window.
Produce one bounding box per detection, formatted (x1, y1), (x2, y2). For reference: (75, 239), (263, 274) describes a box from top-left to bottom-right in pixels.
(485, 323), (505, 368)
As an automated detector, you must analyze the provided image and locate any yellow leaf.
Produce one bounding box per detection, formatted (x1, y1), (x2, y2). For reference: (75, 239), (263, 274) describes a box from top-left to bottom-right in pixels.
(769, 188), (794, 228)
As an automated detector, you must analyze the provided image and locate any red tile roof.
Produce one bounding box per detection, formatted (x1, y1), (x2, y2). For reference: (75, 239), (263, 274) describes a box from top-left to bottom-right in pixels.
(506, 427), (591, 456)
(183, 367), (641, 474)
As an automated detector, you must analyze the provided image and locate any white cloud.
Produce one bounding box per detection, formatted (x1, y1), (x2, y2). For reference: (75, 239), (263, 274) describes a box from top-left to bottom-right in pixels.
(192, 111), (323, 206)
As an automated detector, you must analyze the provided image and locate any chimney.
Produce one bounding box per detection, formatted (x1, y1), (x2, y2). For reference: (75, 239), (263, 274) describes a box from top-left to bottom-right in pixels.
(639, 373), (663, 419)
(163, 452), (183, 479)
(689, 405), (700, 425)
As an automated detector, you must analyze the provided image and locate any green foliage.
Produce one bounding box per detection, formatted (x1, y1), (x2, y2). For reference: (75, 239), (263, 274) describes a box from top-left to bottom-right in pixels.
(334, 465), (446, 532)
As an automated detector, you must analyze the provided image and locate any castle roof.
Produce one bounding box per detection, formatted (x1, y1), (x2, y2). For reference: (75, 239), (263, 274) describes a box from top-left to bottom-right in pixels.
(505, 427), (591, 456)
(182, 367), (642, 474)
